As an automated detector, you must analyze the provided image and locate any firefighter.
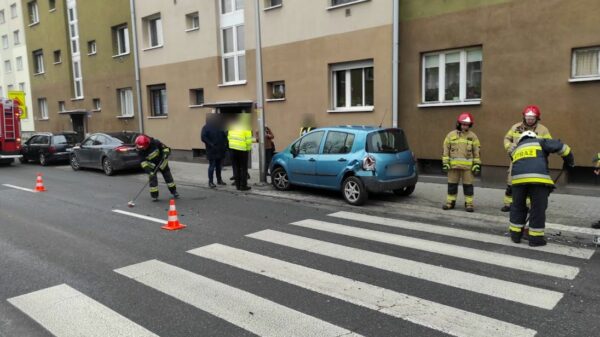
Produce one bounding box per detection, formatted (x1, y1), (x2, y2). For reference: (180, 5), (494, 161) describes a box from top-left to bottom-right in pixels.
(135, 134), (179, 201)
(508, 131), (574, 247)
(227, 114), (253, 191)
(592, 153), (600, 229)
(501, 105), (552, 212)
(442, 112), (481, 212)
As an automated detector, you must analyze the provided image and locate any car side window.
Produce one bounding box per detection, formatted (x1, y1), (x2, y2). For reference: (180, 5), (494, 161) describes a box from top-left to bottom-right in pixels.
(27, 136), (39, 145)
(39, 136), (50, 145)
(93, 135), (106, 146)
(298, 131), (324, 155)
(323, 131), (355, 154)
(82, 137), (95, 146)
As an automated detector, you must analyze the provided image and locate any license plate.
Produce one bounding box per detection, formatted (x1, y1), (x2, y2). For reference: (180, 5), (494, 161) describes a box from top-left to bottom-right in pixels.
(387, 164), (409, 176)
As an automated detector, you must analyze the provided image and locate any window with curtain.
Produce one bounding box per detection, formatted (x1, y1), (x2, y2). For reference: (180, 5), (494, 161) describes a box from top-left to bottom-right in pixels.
(572, 48), (600, 78)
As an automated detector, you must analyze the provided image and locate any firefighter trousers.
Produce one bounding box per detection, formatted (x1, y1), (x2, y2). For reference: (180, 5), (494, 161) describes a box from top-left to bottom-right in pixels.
(509, 184), (551, 237)
(446, 169), (474, 205)
(149, 164), (177, 198)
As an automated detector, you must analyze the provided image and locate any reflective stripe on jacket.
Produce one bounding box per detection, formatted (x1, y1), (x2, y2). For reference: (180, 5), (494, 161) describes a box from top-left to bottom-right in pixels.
(228, 129), (252, 151)
(503, 122), (551, 153)
(139, 138), (170, 172)
(510, 138), (571, 186)
(442, 130), (481, 170)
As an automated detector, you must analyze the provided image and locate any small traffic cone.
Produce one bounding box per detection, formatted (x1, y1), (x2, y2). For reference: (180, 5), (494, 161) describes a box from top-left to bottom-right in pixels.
(161, 199), (186, 231)
(35, 173), (47, 192)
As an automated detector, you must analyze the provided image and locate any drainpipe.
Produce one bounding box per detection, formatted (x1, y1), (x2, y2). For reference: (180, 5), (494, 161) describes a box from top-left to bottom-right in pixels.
(130, 0), (144, 133)
(392, 0), (400, 128)
(254, 0), (266, 183)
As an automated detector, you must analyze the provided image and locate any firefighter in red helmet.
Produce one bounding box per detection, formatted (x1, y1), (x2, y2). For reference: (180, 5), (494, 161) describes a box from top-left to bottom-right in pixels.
(442, 113), (481, 212)
(136, 134), (179, 201)
(501, 105), (552, 212)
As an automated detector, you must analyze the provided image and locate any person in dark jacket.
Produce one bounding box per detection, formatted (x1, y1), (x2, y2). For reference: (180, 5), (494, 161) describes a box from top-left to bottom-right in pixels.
(135, 134), (179, 201)
(201, 113), (228, 188)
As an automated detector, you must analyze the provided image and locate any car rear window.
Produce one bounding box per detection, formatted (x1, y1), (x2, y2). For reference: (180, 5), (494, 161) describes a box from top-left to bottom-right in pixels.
(366, 129), (409, 153)
(52, 134), (78, 145)
(107, 133), (139, 144)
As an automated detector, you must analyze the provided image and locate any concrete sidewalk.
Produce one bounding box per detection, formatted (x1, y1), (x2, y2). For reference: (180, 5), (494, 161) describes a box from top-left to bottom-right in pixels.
(167, 161), (600, 233)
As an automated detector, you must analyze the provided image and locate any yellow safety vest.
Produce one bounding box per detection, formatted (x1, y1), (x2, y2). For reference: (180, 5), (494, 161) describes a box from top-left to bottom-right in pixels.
(228, 129), (252, 151)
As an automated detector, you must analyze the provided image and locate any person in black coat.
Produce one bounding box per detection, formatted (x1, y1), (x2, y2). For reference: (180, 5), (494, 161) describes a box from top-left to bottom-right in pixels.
(201, 113), (227, 188)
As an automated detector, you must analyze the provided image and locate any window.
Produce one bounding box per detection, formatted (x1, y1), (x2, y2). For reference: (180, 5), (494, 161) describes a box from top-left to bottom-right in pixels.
(38, 98), (48, 119)
(186, 12), (199, 31)
(16, 56), (23, 71)
(58, 101), (65, 111)
(143, 14), (163, 48)
(221, 25), (245, 83)
(331, 0), (365, 6)
(367, 129), (409, 153)
(72, 61), (83, 98)
(87, 40), (96, 55)
(571, 47), (600, 79)
(331, 60), (374, 110)
(112, 24), (129, 56)
(221, 0), (244, 14)
(118, 88), (133, 117)
(49, 0), (55, 11)
(2, 35), (8, 49)
(27, 1), (39, 24)
(265, 0), (282, 8)
(10, 3), (17, 18)
(33, 49), (44, 74)
(5, 60), (12, 73)
(0, 10), (5, 24)
(292, 131), (324, 155)
(13, 30), (19, 45)
(323, 131), (355, 154)
(53, 50), (61, 64)
(93, 98), (101, 111)
(7, 84), (13, 91)
(18, 82), (25, 91)
(148, 84), (167, 116)
(267, 81), (285, 99)
(422, 47), (482, 104)
(189, 88), (204, 106)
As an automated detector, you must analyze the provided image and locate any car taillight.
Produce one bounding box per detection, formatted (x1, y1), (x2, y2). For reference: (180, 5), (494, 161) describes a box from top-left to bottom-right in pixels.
(115, 146), (131, 153)
(48, 146), (56, 153)
(362, 155), (376, 171)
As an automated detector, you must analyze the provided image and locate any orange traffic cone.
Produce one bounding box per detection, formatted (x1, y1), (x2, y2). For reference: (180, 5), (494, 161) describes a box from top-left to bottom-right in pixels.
(35, 173), (47, 192)
(161, 199), (186, 231)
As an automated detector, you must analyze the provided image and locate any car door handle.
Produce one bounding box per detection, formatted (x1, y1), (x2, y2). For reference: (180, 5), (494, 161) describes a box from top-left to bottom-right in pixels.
(308, 158), (316, 162)
(338, 158), (347, 162)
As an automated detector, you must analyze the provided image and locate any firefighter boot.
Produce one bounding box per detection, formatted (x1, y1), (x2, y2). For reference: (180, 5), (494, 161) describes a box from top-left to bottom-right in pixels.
(509, 224), (523, 244)
(442, 201), (456, 210)
(501, 205), (511, 212)
(465, 202), (474, 213)
(528, 236), (547, 247)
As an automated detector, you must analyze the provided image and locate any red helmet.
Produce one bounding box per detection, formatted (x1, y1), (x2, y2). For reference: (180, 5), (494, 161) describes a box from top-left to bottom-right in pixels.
(522, 105), (541, 119)
(135, 135), (151, 150)
(457, 112), (474, 125)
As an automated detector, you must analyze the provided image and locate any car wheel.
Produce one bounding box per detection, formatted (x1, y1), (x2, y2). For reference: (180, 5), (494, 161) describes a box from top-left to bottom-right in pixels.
(271, 167), (291, 191)
(39, 153), (48, 166)
(102, 157), (114, 176)
(70, 155), (80, 171)
(19, 156), (28, 164)
(393, 185), (415, 197)
(342, 176), (367, 206)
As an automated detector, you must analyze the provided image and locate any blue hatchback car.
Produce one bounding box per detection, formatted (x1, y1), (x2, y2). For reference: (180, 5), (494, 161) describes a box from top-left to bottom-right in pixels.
(269, 126), (418, 205)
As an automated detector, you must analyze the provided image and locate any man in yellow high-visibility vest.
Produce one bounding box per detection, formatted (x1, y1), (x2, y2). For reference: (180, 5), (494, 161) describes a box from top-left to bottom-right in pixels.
(227, 114), (253, 191)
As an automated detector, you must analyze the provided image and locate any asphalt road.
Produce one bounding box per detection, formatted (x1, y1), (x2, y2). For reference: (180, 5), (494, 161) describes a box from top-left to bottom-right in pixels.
(0, 162), (598, 337)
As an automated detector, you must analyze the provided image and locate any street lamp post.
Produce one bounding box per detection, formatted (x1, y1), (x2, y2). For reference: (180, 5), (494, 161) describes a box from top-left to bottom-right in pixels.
(254, 0), (267, 183)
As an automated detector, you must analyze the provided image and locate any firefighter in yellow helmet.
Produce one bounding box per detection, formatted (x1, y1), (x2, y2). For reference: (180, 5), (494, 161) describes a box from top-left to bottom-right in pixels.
(501, 105), (552, 212)
(442, 112), (481, 212)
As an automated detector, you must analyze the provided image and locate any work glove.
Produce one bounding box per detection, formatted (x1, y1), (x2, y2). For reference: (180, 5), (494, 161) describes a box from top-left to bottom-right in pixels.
(563, 153), (575, 170)
(442, 163), (450, 173)
(471, 164), (481, 176)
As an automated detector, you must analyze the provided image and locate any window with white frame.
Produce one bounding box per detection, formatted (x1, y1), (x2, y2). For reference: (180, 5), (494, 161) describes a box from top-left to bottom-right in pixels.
(67, 0), (83, 99)
(112, 24), (129, 56)
(87, 40), (96, 55)
(186, 12), (199, 31)
(13, 30), (19, 45)
(265, 0), (282, 8)
(38, 97), (48, 119)
(4, 60), (11, 73)
(1, 35), (8, 49)
(93, 98), (101, 110)
(18, 82), (25, 91)
(148, 84), (167, 116)
(221, 0), (244, 14)
(221, 25), (245, 83)
(189, 88), (204, 106)
(15, 56), (22, 71)
(422, 47), (482, 104)
(331, 60), (374, 110)
(7, 84), (13, 91)
(72, 61), (83, 98)
(27, 1), (39, 24)
(143, 14), (163, 48)
(331, 0), (363, 6)
(571, 47), (600, 79)
(10, 3), (17, 18)
(49, 0), (56, 11)
(53, 49), (61, 63)
(0, 10), (5, 24)
(58, 101), (65, 111)
(267, 81), (285, 99)
(118, 88), (134, 117)
(33, 49), (44, 74)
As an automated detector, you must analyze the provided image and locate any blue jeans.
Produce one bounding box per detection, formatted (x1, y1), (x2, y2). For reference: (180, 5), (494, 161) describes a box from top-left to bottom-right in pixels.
(208, 159), (223, 183)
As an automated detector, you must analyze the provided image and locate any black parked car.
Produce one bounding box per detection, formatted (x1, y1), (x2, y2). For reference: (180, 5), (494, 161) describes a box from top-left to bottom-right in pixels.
(70, 132), (142, 176)
(20, 132), (79, 166)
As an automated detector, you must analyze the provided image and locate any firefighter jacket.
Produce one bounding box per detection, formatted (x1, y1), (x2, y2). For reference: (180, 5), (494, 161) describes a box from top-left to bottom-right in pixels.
(594, 153), (600, 168)
(442, 130), (481, 170)
(139, 138), (171, 173)
(504, 122), (551, 154)
(510, 137), (573, 186)
(227, 128), (252, 152)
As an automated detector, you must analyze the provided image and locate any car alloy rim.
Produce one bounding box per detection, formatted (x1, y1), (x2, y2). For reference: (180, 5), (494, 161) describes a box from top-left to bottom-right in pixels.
(104, 160), (112, 173)
(40, 154), (45, 164)
(71, 156), (78, 168)
(274, 171), (288, 189)
(344, 181), (360, 202)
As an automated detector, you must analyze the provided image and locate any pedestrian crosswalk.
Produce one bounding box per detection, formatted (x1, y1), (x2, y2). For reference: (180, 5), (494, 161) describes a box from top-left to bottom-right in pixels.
(7, 210), (595, 337)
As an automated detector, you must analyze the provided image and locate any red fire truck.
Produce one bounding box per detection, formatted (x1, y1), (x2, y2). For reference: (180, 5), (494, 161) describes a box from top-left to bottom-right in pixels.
(0, 99), (22, 165)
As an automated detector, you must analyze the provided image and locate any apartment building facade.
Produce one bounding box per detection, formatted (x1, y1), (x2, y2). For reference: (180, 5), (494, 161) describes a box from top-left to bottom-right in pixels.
(133, 0), (395, 158)
(22, 0), (139, 140)
(0, 0), (34, 135)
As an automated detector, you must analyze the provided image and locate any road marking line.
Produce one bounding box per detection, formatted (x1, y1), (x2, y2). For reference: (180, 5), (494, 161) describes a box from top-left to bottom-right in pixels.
(115, 260), (362, 337)
(189, 244), (537, 337)
(329, 211), (595, 259)
(7, 284), (158, 337)
(291, 219), (580, 280)
(112, 209), (166, 224)
(247, 230), (563, 310)
(2, 184), (35, 193)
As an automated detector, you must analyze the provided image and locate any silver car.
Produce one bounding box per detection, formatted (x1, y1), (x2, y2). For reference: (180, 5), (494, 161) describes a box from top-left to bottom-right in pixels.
(70, 132), (142, 176)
